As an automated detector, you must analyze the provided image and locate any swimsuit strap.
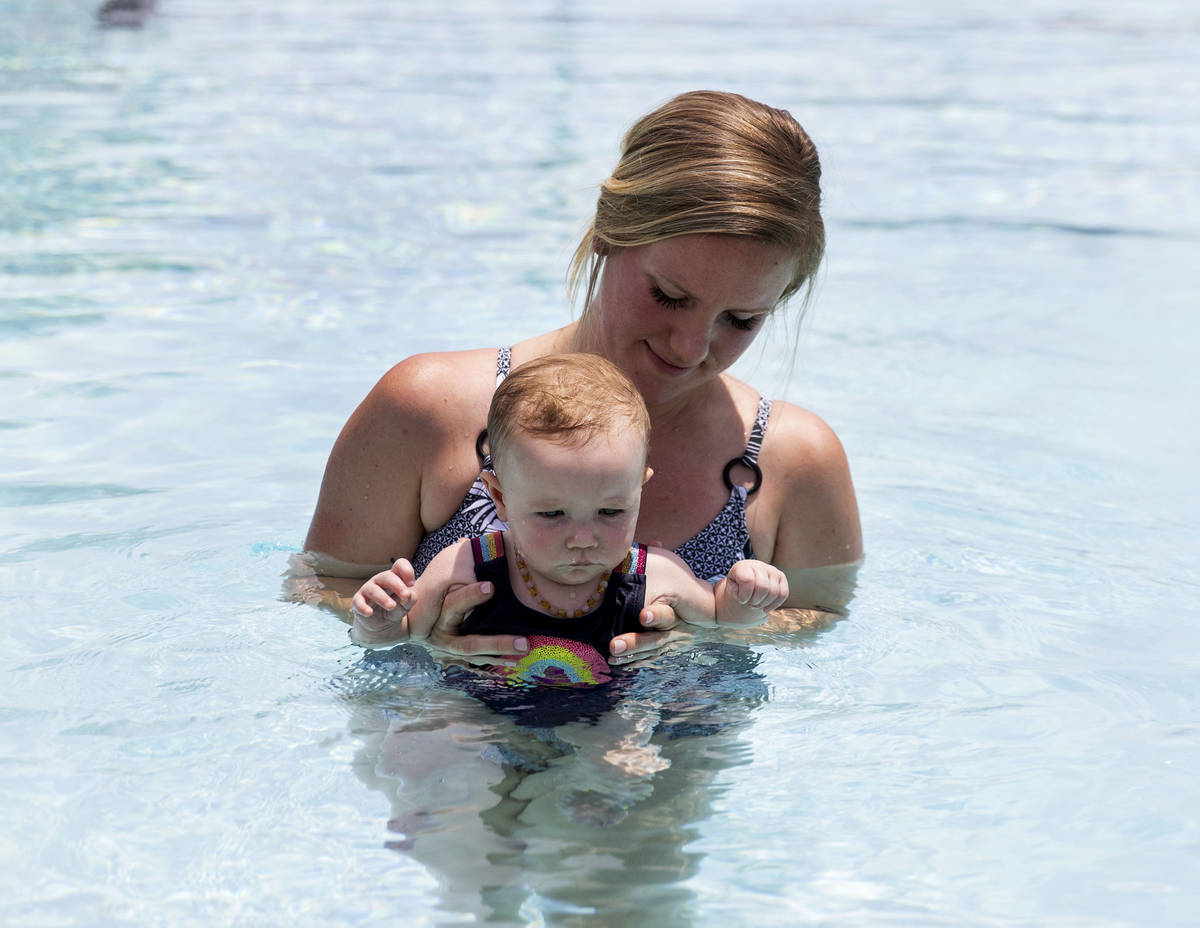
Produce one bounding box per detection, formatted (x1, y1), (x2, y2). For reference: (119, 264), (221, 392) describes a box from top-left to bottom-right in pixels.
(721, 397), (772, 495)
(470, 531), (505, 564)
(476, 347), (514, 467)
(496, 346), (512, 385)
(744, 396), (772, 465)
(616, 542), (648, 576)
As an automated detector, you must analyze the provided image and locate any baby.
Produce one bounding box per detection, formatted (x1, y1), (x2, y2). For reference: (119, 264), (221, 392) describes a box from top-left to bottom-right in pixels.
(351, 353), (787, 684)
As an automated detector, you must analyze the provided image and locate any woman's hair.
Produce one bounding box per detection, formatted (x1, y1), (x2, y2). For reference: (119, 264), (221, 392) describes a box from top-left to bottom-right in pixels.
(487, 353), (651, 472)
(568, 90), (825, 315)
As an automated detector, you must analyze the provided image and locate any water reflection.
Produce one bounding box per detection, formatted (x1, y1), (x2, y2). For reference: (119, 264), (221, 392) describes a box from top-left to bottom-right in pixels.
(337, 639), (784, 924)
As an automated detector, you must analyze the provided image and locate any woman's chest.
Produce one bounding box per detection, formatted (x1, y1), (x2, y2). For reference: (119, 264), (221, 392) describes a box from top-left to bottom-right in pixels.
(635, 454), (736, 549)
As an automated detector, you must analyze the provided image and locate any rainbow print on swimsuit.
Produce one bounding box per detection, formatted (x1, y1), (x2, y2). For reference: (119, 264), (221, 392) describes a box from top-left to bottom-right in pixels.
(504, 635), (613, 686)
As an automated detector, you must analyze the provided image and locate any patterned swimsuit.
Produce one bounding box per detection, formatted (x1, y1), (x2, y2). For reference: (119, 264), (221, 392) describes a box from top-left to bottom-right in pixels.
(410, 347), (772, 582)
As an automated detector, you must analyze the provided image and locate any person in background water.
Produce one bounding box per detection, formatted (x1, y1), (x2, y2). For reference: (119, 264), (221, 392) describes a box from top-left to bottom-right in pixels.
(97, 0), (157, 28)
(350, 353), (788, 685)
(302, 89), (863, 659)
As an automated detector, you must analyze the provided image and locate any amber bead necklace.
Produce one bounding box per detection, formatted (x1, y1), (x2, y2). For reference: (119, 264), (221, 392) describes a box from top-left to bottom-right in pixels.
(515, 551), (609, 618)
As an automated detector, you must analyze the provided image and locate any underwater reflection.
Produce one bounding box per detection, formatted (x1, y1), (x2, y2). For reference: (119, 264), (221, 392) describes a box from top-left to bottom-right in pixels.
(337, 640), (777, 925)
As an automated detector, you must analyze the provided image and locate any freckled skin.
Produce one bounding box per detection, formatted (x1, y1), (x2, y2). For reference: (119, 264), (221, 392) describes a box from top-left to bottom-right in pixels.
(573, 236), (796, 413)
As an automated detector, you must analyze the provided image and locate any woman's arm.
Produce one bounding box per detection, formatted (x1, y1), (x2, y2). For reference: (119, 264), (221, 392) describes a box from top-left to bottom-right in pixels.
(304, 353), (467, 571)
(300, 351), (527, 652)
(751, 401), (863, 613)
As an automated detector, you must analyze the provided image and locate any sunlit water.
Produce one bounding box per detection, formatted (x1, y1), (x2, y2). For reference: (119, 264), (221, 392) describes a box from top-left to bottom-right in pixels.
(2, 0), (1199, 924)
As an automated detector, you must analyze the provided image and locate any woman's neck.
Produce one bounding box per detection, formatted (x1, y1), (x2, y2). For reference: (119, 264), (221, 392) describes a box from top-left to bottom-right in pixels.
(529, 322), (580, 357)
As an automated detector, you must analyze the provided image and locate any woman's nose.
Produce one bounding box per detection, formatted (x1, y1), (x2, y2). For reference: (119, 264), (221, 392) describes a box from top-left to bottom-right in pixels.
(666, 316), (711, 366)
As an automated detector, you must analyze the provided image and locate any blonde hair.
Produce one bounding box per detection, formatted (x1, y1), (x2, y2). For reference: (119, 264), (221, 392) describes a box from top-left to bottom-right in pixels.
(569, 90), (825, 316)
(487, 354), (651, 472)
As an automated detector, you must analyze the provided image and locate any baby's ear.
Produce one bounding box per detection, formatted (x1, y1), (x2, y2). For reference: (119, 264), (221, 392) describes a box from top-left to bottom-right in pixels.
(480, 471), (508, 520)
(642, 465), (654, 486)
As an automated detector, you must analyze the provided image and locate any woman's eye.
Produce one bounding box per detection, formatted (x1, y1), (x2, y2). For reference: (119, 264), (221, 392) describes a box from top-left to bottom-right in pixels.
(537, 510), (564, 520)
(726, 313), (762, 332)
(598, 509), (625, 518)
(650, 285), (687, 309)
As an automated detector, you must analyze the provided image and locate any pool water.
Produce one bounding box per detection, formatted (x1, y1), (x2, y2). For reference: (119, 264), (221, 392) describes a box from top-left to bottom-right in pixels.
(2, 0), (1198, 924)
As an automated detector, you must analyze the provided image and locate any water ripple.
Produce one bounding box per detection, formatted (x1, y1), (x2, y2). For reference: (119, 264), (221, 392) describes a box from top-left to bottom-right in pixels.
(841, 215), (1186, 239)
(0, 482), (154, 507)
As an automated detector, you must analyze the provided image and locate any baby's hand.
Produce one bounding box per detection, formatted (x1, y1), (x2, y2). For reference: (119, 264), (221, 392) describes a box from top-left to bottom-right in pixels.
(350, 558), (418, 645)
(716, 559), (789, 627)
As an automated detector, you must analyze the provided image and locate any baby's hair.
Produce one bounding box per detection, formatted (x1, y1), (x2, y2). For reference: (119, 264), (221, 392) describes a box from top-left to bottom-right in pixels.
(487, 353), (650, 472)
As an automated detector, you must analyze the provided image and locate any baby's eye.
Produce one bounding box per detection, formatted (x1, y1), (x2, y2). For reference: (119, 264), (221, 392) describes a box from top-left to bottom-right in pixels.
(650, 285), (687, 309)
(598, 508), (625, 518)
(537, 510), (565, 520)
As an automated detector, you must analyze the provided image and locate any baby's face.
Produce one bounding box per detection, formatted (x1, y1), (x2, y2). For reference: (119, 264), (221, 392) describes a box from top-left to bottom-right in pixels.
(491, 428), (650, 589)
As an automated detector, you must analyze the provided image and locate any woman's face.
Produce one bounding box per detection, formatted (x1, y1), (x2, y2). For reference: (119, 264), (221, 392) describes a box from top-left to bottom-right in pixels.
(585, 234), (797, 408)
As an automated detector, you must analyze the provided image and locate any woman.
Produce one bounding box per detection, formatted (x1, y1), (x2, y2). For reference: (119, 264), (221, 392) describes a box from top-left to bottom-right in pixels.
(302, 90), (862, 658)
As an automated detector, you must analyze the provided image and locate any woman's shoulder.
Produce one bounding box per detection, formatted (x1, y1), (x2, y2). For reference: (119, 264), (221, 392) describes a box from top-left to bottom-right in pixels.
(713, 375), (843, 463)
(761, 398), (850, 474)
(757, 396), (862, 567)
(368, 347), (500, 425)
(378, 347), (499, 400)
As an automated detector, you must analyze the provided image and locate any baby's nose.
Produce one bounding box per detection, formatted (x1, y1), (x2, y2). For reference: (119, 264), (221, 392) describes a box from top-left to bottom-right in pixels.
(567, 526), (598, 547)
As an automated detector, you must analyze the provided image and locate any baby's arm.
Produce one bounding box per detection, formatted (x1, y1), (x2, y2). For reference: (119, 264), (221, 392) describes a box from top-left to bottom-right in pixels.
(349, 539), (478, 647)
(643, 547), (719, 628)
(643, 550), (789, 630)
(713, 559), (789, 627)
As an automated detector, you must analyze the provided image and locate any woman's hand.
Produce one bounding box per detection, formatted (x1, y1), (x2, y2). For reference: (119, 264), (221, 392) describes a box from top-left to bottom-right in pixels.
(425, 580), (530, 658)
(608, 599), (685, 665)
(425, 580), (686, 663)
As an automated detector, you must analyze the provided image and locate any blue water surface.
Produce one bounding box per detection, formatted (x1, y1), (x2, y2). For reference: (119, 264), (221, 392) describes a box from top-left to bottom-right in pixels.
(2, 0), (1198, 925)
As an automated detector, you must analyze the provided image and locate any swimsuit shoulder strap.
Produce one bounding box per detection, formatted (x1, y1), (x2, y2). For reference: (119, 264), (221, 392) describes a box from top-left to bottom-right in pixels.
(470, 531), (505, 565)
(616, 542), (648, 576)
(720, 396), (772, 495)
(476, 348), (514, 467)
(496, 346), (512, 385)
(743, 396), (772, 465)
